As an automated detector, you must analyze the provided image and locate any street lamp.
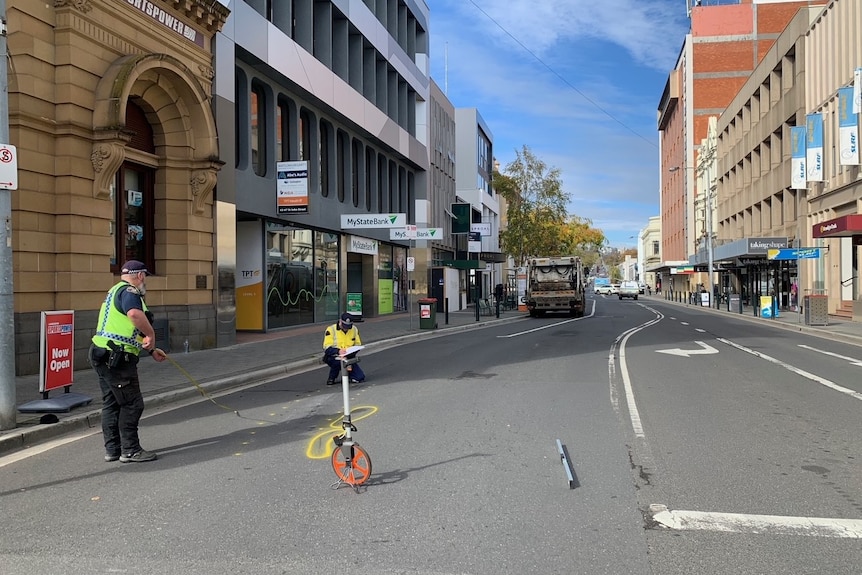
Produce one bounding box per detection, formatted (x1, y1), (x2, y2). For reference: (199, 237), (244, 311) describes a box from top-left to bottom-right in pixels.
(704, 171), (715, 307)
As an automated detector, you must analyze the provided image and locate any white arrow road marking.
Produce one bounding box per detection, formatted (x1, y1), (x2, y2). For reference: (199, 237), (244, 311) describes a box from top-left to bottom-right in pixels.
(719, 338), (862, 401)
(656, 341), (719, 357)
(649, 504), (862, 538)
(798, 344), (862, 367)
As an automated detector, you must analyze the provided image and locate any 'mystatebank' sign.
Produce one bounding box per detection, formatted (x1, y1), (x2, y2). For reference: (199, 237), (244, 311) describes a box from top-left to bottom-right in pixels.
(340, 214), (406, 229)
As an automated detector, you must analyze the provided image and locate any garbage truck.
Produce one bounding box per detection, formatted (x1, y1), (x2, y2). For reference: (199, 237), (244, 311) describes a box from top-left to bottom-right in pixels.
(524, 256), (586, 317)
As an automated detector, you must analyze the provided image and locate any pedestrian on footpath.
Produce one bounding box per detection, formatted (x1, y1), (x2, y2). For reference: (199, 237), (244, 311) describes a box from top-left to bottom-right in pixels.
(88, 260), (167, 463)
(322, 313), (365, 385)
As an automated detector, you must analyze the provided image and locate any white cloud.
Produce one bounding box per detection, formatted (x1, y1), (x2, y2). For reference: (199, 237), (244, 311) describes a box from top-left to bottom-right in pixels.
(434, 0), (686, 72)
(428, 0), (679, 244)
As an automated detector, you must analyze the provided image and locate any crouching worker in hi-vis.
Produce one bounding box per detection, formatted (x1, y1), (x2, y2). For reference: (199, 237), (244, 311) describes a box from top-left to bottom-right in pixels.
(322, 313), (365, 386)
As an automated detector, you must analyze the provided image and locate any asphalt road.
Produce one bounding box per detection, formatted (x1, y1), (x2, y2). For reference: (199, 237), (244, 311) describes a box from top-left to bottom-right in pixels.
(1, 295), (860, 574)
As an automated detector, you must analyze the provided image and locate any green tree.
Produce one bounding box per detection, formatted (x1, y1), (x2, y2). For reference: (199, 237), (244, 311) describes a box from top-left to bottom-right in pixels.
(497, 145), (606, 266)
(559, 215), (606, 266)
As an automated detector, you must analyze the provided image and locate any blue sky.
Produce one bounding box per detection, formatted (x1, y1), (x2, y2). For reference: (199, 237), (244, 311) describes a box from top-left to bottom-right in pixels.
(427, 0), (692, 249)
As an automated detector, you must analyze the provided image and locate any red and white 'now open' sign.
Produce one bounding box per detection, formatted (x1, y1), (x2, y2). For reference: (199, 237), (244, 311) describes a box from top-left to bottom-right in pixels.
(0, 144), (18, 190)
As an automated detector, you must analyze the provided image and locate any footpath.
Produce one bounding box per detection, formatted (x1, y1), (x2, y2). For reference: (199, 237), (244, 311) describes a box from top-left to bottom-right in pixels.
(2, 295), (861, 457)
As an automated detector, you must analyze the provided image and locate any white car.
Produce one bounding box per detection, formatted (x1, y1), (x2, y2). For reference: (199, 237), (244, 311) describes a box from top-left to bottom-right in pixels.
(595, 283), (612, 295)
(609, 283), (620, 295)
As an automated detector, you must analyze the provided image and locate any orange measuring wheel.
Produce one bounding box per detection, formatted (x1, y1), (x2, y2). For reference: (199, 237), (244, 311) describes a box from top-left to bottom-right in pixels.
(331, 441), (372, 486)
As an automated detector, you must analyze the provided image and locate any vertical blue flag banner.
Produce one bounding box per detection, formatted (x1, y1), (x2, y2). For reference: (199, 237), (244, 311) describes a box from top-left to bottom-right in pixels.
(806, 113), (824, 182)
(790, 125), (807, 190)
(838, 87), (859, 165)
(854, 67), (862, 114)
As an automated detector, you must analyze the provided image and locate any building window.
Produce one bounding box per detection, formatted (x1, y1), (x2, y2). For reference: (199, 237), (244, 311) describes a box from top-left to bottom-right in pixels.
(112, 99), (156, 273)
(113, 163), (155, 272)
(299, 108), (312, 161)
(276, 97), (291, 161)
(320, 119), (333, 197)
(251, 81), (266, 176)
(365, 147), (375, 211)
(352, 138), (362, 208)
(652, 240), (660, 256)
(337, 130), (348, 203)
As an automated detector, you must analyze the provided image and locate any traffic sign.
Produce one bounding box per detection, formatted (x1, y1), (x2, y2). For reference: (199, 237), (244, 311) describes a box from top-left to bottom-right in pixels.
(0, 144), (18, 190)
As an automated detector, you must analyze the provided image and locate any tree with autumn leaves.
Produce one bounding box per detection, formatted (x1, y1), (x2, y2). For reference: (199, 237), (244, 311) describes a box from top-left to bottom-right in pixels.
(496, 145), (605, 270)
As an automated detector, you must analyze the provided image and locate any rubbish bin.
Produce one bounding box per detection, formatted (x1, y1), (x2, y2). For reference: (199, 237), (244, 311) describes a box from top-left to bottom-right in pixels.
(418, 298), (437, 329)
(804, 294), (828, 326)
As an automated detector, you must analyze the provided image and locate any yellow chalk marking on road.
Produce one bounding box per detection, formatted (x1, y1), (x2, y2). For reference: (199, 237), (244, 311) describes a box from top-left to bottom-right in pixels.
(305, 405), (378, 460)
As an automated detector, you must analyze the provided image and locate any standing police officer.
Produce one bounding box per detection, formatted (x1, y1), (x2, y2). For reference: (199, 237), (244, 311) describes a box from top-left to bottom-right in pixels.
(89, 260), (166, 463)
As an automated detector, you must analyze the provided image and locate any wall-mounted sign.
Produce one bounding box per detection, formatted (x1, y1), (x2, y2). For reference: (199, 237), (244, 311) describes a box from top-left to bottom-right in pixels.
(341, 214), (406, 229)
(470, 223), (491, 236)
(276, 161), (309, 214)
(349, 236), (378, 255)
(390, 227), (443, 240)
(125, 0), (204, 47)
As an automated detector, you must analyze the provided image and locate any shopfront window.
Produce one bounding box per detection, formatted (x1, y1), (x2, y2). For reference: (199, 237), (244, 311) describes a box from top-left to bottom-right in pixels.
(314, 231), (340, 323)
(378, 249), (394, 314)
(393, 247), (408, 311)
(266, 223), (315, 328)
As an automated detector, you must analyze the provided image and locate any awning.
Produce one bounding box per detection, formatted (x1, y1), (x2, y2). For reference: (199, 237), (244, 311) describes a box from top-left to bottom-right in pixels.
(441, 260), (486, 270)
(812, 214), (862, 238)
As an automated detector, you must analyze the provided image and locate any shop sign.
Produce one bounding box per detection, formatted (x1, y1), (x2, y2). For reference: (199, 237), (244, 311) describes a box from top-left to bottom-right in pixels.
(41, 311), (75, 393)
(341, 214), (406, 229)
(349, 236), (378, 255)
(746, 238), (787, 253)
(125, 0), (205, 47)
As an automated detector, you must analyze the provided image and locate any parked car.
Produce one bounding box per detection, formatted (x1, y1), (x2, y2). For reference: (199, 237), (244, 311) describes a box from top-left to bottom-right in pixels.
(618, 281), (639, 300)
(610, 283), (621, 295)
(638, 283), (646, 294)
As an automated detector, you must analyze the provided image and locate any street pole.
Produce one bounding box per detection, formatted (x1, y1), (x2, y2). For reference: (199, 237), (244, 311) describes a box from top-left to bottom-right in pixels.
(0, 0), (16, 431)
(706, 165), (715, 309)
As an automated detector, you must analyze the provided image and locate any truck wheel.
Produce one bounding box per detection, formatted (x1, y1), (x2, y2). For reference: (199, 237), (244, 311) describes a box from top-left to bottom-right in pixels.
(634, 295), (638, 300)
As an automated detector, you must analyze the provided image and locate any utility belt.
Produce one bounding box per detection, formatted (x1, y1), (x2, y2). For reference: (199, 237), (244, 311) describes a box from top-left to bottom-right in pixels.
(90, 342), (139, 369)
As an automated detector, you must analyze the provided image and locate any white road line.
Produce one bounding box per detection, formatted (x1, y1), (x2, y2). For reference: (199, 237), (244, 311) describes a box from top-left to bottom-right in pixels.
(612, 312), (664, 438)
(497, 299), (596, 338)
(695, 328), (705, 333)
(680, 322), (689, 325)
(650, 505), (862, 538)
(798, 344), (862, 367)
(718, 338), (862, 401)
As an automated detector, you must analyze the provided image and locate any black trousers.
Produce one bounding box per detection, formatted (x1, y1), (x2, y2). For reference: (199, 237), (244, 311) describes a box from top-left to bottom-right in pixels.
(89, 344), (145, 456)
